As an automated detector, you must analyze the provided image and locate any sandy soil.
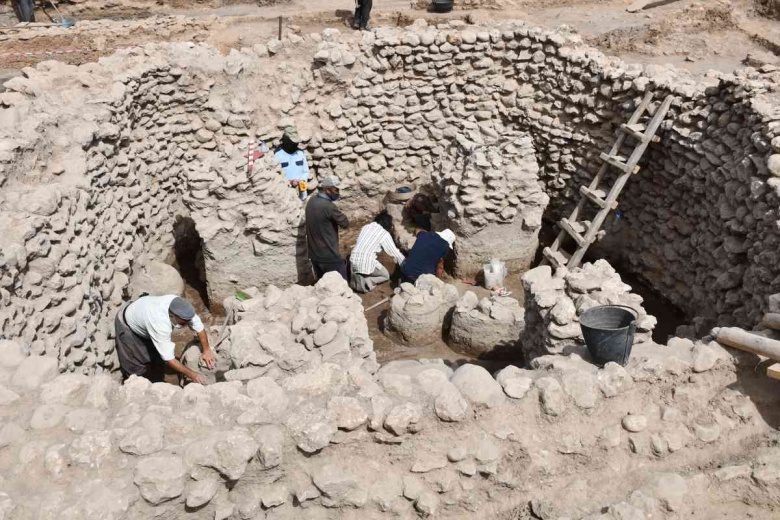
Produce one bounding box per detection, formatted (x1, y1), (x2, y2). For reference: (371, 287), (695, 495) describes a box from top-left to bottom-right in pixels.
(1, 0), (778, 74)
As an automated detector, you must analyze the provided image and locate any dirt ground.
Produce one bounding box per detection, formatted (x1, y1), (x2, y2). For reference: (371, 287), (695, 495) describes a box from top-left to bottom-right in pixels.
(1, 0), (779, 74)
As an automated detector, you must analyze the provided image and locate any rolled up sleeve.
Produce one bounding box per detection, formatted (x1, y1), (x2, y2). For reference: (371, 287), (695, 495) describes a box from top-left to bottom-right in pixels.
(189, 315), (205, 333)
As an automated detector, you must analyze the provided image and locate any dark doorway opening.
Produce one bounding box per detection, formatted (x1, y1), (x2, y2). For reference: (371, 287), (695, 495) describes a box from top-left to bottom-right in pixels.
(171, 215), (210, 314)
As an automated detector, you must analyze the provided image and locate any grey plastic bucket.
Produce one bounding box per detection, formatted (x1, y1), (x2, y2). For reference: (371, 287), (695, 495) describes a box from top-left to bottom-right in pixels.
(579, 305), (637, 367)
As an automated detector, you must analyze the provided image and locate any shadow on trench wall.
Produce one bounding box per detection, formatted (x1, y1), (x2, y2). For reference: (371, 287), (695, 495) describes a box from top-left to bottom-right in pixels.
(171, 215), (212, 315)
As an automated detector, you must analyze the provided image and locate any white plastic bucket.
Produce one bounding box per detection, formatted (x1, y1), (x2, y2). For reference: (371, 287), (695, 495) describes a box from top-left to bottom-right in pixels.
(483, 259), (506, 289)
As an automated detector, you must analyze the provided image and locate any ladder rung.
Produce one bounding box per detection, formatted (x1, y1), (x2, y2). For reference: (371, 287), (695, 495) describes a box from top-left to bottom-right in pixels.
(620, 123), (660, 143)
(600, 153), (640, 174)
(542, 247), (570, 269)
(579, 186), (617, 210)
(559, 218), (588, 247)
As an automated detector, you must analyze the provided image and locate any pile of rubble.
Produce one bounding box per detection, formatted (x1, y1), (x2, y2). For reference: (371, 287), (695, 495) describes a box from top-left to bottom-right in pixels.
(522, 260), (657, 361)
(0, 276), (776, 518)
(222, 273), (378, 383)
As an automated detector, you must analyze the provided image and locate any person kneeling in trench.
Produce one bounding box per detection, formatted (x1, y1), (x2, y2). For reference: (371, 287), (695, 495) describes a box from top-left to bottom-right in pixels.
(349, 211), (405, 293)
(400, 228), (456, 285)
(114, 295), (214, 385)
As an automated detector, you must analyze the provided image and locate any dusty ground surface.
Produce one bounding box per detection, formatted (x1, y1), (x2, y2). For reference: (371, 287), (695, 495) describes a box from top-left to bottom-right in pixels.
(1, 0), (778, 74)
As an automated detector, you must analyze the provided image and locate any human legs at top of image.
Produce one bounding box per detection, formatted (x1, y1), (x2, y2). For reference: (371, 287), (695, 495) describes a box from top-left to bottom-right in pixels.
(353, 0), (373, 30)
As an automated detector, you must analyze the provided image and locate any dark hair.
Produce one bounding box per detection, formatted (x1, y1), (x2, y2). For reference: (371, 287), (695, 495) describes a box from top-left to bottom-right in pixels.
(374, 210), (393, 232)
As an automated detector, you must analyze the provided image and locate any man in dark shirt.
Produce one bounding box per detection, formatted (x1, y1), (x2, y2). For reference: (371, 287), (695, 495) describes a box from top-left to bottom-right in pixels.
(400, 229), (456, 284)
(306, 176), (350, 280)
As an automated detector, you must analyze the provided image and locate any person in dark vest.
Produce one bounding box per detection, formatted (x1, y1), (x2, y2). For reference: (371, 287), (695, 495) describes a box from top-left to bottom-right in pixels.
(353, 0), (372, 30)
(305, 176), (350, 280)
(400, 229), (456, 285)
(114, 295), (214, 384)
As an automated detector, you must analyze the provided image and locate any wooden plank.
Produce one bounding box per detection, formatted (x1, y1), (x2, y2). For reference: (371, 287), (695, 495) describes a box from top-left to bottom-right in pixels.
(600, 153), (636, 174)
(620, 123), (661, 143)
(559, 218), (587, 247)
(768, 363), (780, 380)
(579, 186), (613, 209)
(542, 247), (569, 269)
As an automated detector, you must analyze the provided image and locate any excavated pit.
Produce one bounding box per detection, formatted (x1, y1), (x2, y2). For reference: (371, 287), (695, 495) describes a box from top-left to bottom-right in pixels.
(1, 17), (780, 520)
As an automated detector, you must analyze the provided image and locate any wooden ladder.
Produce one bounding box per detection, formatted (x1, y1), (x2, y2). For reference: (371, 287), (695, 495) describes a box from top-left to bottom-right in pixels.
(542, 91), (674, 270)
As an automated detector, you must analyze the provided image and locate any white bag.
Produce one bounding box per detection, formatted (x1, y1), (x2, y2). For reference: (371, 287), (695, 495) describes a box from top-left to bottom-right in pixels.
(483, 259), (506, 289)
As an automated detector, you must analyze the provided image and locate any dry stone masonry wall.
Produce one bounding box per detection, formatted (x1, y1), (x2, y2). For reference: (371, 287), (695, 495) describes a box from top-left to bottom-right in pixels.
(0, 278), (776, 519)
(0, 19), (778, 374)
(522, 260), (657, 361)
(433, 133), (549, 275)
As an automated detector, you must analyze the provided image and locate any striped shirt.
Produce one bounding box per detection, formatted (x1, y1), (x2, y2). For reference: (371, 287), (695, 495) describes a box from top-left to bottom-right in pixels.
(349, 222), (405, 275)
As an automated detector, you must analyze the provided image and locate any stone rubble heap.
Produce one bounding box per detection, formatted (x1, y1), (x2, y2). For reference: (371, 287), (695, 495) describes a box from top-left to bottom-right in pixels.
(386, 275), (460, 343)
(223, 273), (378, 383)
(521, 260), (657, 361)
(449, 291), (525, 358)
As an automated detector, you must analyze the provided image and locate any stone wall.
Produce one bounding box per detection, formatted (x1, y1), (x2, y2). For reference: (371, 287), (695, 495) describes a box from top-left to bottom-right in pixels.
(433, 133), (548, 275)
(0, 291), (775, 519)
(318, 22), (780, 329)
(522, 260), (656, 362)
(0, 42), (316, 372)
(2, 19), (780, 375)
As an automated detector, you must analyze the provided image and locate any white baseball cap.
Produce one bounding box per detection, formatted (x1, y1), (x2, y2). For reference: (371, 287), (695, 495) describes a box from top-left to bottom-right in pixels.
(436, 229), (456, 249)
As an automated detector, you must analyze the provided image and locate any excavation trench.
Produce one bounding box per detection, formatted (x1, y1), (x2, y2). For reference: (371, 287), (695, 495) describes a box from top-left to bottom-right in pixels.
(2, 16), (780, 520)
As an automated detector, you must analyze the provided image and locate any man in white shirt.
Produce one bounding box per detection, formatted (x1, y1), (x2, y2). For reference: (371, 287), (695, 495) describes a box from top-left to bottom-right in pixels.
(114, 295), (214, 384)
(274, 126), (310, 201)
(349, 211), (405, 293)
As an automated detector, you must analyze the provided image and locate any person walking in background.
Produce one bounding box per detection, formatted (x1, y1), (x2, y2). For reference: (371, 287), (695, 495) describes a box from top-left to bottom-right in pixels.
(400, 229), (456, 285)
(114, 295), (214, 384)
(306, 176), (350, 279)
(349, 211), (405, 293)
(274, 126), (310, 201)
(353, 0), (373, 30)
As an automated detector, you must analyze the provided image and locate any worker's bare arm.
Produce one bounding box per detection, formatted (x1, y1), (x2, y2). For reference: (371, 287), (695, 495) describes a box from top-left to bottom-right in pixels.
(197, 330), (216, 369)
(166, 359), (205, 385)
(436, 258), (445, 279)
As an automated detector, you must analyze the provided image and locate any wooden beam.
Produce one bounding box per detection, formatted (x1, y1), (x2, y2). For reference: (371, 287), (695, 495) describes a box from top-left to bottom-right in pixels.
(768, 363), (780, 381)
(712, 327), (780, 361)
